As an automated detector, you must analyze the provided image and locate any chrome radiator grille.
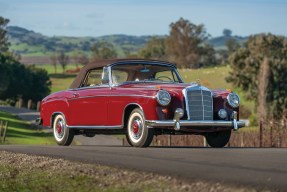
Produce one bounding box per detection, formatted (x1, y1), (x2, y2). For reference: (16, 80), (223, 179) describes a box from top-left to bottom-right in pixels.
(184, 87), (213, 121)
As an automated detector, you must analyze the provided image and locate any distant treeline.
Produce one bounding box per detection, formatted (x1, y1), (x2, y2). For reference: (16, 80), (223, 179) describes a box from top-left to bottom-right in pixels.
(7, 25), (248, 57)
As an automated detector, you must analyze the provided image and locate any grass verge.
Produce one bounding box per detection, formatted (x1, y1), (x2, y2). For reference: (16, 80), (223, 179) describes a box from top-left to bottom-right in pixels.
(0, 151), (258, 192)
(0, 111), (54, 145)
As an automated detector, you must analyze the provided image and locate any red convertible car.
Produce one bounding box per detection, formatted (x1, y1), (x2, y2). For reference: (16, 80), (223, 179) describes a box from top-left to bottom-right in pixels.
(37, 59), (245, 147)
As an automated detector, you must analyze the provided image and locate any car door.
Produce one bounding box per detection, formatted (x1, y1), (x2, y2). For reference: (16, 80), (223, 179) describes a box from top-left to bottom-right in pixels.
(67, 68), (109, 126)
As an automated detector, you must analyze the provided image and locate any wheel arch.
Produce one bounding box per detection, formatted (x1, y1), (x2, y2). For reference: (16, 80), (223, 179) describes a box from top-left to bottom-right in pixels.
(50, 112), (67, 128)
(122, 103), (145, 129)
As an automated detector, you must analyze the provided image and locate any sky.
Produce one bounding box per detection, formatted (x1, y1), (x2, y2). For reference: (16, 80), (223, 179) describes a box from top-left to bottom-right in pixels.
(0, 0), (287, 38)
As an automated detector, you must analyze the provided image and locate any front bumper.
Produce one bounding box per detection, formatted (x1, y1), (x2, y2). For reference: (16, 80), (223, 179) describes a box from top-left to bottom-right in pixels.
(146, 120), (245, 129)
(146, 108), (245, 131)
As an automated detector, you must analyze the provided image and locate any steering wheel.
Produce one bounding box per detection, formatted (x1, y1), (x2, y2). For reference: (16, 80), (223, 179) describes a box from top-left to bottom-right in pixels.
(155, 76), (173, 82)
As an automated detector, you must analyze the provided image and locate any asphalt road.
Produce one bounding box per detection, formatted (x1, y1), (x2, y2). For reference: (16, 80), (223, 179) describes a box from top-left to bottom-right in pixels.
(0, 145), (286, 191)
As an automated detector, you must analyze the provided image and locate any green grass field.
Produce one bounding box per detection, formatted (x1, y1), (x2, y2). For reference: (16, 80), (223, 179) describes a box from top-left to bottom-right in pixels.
(37, 64), (78, 92)
(180, 66), (231, 89)
(180, 66), (254, 113)
(0, 111), (54, 145)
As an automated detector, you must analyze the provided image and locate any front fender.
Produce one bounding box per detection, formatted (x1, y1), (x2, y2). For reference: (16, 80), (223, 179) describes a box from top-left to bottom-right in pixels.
(41, 98), (69, 127)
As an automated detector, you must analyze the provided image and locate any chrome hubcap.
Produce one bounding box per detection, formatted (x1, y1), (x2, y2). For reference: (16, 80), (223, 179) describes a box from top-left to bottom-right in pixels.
(131, 118), (142, 140)
(55, 119), (64, 139)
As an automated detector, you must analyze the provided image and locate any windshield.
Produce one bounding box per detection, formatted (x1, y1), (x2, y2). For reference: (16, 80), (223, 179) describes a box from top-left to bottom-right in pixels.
(111, 64), (183, 85)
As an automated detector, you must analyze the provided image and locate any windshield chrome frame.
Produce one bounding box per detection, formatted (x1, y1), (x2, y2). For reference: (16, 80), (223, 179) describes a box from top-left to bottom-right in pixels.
(109, 63), (184, 87)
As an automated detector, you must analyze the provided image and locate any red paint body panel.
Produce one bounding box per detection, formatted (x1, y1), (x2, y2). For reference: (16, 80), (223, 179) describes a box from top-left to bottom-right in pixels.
(67, 87), (109, 126)
(41, 83), (236, 127)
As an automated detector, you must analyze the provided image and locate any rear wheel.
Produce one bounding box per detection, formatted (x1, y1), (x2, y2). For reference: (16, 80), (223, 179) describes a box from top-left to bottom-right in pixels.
(53, 114), (74, 146)
(126, 108), (154, 147)
(205, 130), (231, 148)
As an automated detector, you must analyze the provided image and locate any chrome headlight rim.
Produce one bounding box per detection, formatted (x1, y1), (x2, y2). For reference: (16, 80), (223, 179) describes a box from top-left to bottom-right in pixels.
(227, 92), (240, 108)
(156, 90), (171, 106)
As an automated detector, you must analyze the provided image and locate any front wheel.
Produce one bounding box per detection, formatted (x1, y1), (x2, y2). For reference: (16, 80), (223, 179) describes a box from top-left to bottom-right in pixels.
(205, 130), (231, 148)
(126, 108), (154, 147)
(53, 114), (74, 146)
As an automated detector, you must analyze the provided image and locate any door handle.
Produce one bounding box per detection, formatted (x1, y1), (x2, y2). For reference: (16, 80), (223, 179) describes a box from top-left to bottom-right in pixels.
(72, 93), (79, 98)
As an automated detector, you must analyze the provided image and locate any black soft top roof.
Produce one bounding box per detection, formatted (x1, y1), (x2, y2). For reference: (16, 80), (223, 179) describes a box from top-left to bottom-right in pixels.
(69, 59), (176, 89)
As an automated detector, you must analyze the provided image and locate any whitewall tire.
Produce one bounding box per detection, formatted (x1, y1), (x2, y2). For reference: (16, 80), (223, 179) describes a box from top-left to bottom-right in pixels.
(126, 108), (154, 147)
(53, 114), (74, 146)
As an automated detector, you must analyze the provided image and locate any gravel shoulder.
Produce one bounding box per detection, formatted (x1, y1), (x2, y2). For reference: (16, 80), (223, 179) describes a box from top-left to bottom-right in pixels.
(0, 151), (263, 192)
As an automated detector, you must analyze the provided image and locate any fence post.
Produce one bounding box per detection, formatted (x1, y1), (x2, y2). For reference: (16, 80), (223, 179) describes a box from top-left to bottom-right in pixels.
(168, 135), (171, 146)
(0, 121), (2, 137)
(259, 120), (263, 147)
(27, 99), (32, 109)
(2, 121), (8, 143)
(240, 133), (244, 147)
(203, 136), (207, 147)
(37, 101), (41, 111)
(18, 98), (23, 108)
(270, 121), (273, 147)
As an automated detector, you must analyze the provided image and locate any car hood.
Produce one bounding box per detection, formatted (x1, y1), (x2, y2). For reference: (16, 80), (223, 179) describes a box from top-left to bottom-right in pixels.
(117, 82), (231, 98)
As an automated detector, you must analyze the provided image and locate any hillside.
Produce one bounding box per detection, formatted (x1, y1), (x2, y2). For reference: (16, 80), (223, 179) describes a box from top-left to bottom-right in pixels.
(7, 26), (248, 64)
(7, 26), (152, 58)
(208, 35), (247, 49)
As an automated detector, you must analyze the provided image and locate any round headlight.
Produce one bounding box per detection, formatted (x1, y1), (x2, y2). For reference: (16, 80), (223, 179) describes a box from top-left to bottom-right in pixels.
(227, 92), (240, 108)
(156, 90), (171, 106)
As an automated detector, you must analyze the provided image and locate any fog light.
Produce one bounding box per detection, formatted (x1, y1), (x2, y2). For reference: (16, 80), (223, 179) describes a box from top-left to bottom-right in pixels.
(218, 109), (227, 119)
(175, 108), (184, 119)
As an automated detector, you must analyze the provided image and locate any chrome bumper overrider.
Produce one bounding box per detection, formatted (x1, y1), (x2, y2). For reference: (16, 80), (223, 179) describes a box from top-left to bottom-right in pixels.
(146, 108), (245, 131)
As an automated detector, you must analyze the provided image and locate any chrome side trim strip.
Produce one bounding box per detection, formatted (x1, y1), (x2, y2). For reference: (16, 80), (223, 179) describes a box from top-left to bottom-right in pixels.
(69, 85), (110, 91)
(67, 94), (155, 101)
(67, 125), (122, 129)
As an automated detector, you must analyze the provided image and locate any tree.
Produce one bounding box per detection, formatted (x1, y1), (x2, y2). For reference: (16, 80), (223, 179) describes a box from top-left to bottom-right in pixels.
(57, 51), (70, 73)
(25, 65), (51, 101)
(0, 54), (51, 103)
(91, 41), (117, 60)
(139, 37), (166, 60)
(77, 53), (89, 66)
(50, 52), (58, 73)
(225, 38), (240, 53)
(0, 16), (10, 52)
(198, 44), (218, 67)
(227, 33), (287, 120)
(223, 29), (232, 37)
(166, 17), (209, 68)
(0, 16), (51, 104)
(218, 38), (241, 65)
